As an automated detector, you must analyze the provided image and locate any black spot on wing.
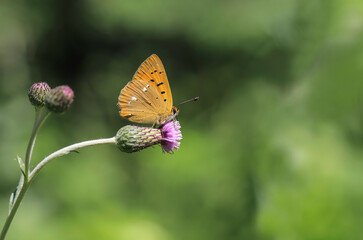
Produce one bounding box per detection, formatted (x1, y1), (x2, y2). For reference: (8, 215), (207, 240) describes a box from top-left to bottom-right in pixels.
(157, 82), (164, 87)
(161, 91), (165, 94)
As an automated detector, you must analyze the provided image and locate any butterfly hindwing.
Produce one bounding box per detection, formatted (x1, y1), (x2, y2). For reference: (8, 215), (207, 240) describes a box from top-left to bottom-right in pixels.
(119, 80), (163, 123)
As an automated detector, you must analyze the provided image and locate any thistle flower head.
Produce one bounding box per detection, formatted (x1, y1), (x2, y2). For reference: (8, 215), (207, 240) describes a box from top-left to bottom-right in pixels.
(161, 121), (182, 153)
(45, 85), (74, 113)
(28, 82), (51, 107)
(116, 125), (162, 153)
(115, 121), (182, 153)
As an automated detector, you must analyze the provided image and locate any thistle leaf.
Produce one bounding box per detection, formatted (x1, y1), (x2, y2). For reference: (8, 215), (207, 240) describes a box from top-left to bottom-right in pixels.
(16, 155), (25, 177)
(9, 188), (17, 213)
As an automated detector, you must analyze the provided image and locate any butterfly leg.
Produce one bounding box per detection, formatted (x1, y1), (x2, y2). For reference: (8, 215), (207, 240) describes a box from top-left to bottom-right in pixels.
(152, 120), (158, 128)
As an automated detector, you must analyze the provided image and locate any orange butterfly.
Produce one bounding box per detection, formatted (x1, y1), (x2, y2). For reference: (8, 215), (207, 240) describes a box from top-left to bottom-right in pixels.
(118, 54), (179, 125)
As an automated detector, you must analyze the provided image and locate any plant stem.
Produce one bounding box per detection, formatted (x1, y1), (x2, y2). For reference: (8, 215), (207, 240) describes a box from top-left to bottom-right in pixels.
(0, 137), (116, 240)
(29, 137), (116, 181)
(25, 109), (49, 178)
(0, 182), (29, 240)
(1, 108), (50, 239)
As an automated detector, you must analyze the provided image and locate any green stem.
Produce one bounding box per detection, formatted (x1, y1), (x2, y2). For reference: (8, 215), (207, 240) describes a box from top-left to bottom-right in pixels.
(29, 137), (116, 181)
(0, 108), (50, 240)
(24, 109), (50, 178)
(0, 137), (116, 240)
(0, 182), (29, 240)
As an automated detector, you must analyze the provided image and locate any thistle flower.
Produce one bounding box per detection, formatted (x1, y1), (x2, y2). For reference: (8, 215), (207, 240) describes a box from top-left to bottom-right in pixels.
(160, 120), (182, 153)
(45, 85), (74, 113)
(28, 82), (51, 107)
(115, 121), (183, 153)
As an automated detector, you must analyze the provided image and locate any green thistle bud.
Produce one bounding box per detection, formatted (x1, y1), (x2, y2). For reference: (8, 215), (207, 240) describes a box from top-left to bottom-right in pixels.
(115, 125), (162, 153)
(45, 85), (74, 113)
(28, 82), (51, 107)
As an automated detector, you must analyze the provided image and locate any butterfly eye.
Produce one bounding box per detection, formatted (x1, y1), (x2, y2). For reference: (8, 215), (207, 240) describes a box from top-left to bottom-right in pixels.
(172, 107), (179, 115)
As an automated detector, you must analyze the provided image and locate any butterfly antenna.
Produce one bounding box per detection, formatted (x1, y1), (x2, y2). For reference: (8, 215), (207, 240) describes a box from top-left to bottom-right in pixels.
(176, 96), (199, 107)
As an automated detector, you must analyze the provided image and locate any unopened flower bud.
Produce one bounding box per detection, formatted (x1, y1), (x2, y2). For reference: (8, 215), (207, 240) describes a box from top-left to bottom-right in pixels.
(115, 121), (182, 153)
(45, 85), (74, 113)
(28, 82), (51, 107)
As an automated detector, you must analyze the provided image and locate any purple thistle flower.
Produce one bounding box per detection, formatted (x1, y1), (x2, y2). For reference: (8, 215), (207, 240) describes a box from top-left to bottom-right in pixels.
(161, 121), (183, 153)
(115, 121), (182, 153)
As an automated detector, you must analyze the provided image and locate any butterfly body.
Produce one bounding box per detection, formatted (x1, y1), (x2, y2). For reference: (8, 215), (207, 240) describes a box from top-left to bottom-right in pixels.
(118, 54), (178, 125)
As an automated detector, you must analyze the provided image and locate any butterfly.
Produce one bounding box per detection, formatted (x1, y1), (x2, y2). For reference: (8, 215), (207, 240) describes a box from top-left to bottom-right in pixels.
(118, 54), (179, 125)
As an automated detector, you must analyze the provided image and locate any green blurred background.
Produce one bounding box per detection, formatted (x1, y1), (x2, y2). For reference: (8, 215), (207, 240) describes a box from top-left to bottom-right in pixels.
(1, 0), (363, 239)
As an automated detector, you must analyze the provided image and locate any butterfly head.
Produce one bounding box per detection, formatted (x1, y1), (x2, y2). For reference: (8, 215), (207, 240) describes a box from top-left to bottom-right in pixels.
(162, 96), (199, 124)
(162, 106), (179, 124)
(172, 106), (179, 117)
(155, 106), (179, 125)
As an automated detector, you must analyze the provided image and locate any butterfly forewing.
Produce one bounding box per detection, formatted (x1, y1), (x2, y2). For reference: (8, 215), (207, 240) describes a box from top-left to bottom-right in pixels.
(132, 54), (173, 110)
(118, 54), (174, 124)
